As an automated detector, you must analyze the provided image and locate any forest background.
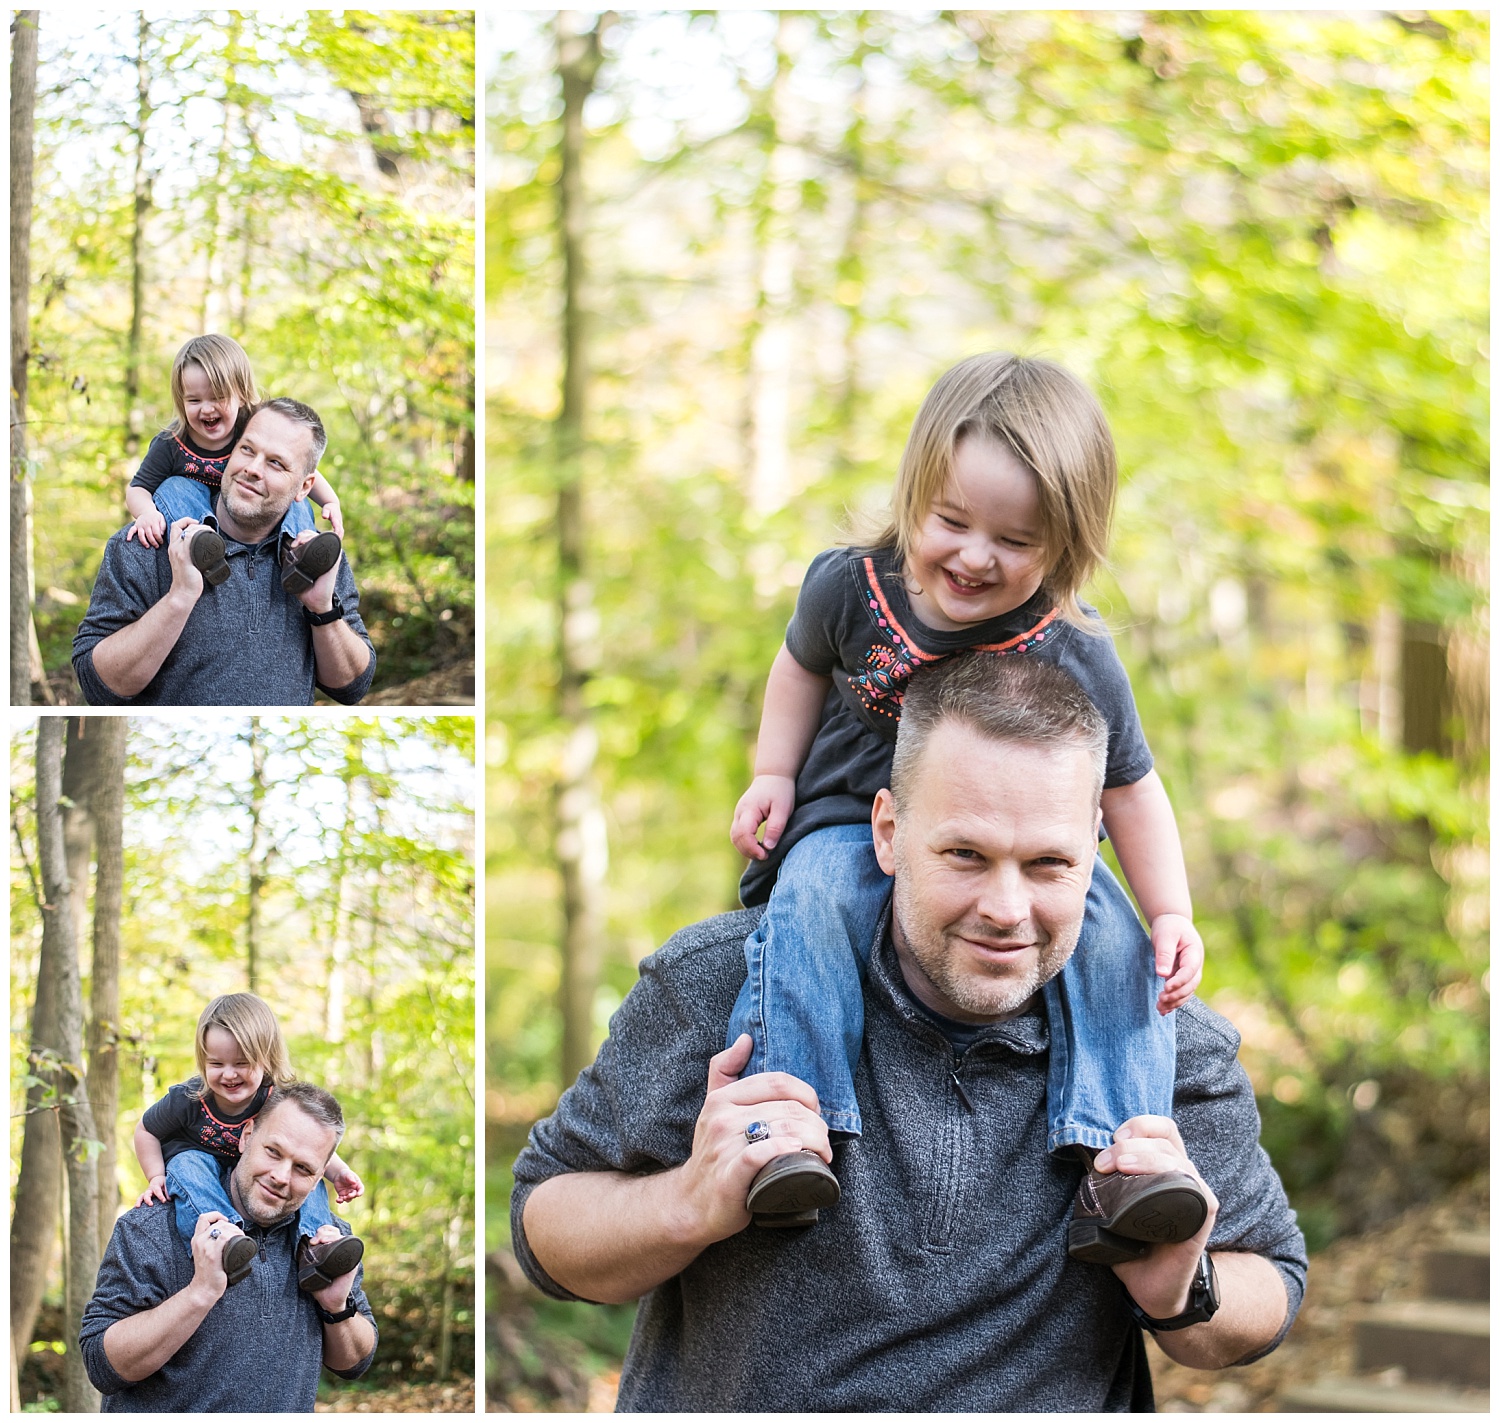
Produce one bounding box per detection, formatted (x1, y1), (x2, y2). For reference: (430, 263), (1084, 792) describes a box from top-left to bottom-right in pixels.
(10, 9), (475, 706)
(10, 715), (476, 1412)
(486, 9), (1487, 1408)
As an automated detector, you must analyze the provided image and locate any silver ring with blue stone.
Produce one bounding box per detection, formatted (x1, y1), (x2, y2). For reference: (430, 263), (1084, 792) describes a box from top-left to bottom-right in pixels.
(744, 1121), (770, 1144)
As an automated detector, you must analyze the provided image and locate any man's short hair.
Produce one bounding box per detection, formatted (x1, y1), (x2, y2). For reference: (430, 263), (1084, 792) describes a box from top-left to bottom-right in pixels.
(252, 397), (327, 475)
(261, 1080), (345, 1149)
(891, 654), (1109, 810)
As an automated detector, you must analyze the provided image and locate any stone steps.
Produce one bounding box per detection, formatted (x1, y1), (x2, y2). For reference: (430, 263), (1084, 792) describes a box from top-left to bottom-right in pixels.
(1279, 1234), (1489, 1412)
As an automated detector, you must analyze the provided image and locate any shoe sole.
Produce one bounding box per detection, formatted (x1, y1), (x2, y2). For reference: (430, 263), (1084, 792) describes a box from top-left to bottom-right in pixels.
(753, 1208), (821, 1230)
(298, 1236), (364, 1291)
(281, 532), (342, 593)
(745, 1152), (841, 1215)
(222, 1236), (258, 1286)
(1068, 1220), (1151, 1265)
(188, 529), (230, 587)
(1097, 1179), (1209, 1244)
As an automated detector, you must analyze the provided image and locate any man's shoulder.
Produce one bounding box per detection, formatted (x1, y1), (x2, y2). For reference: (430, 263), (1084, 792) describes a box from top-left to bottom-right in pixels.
(1175, 997), (1243, 1055)
(637, 907), (762, 984)
(107, 1201), (183, 1257)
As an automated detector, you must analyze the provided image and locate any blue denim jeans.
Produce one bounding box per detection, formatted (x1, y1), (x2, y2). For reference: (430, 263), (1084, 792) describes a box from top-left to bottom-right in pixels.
(151, 475), (315, 539)
(726, 822), (1176, 1149)
(165, 1147), (334, 1245)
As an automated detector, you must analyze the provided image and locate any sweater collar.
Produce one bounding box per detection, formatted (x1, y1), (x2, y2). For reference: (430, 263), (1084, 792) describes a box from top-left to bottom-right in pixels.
(867, 903), (1050, 1057)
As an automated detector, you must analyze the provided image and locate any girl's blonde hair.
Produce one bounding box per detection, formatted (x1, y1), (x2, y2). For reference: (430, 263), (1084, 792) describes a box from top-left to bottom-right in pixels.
(193, 992), (294, 1099)
(873, 352), (1117, 628)
(168, 334), (259, 439)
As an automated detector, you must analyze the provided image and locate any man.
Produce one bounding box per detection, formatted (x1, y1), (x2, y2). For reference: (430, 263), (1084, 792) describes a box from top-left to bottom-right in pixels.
(81, 1082), (378, 1412)
(512, 655), (1307, 1411)
(72, 398), (376, 705)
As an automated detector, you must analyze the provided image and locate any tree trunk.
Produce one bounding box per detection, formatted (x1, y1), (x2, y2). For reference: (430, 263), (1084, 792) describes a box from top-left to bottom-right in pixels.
(79, 720), (128, 1250)
(745, 15), (798, 518)
(325, 736), (358, 1043)
(35, 719), (102, 1412)
(246, 718), (267, 992)
(201, 14), (240, 332)
(123, 15), (152, 459)
(554, 12), (611, 1087)
(10, 11), (39, 706)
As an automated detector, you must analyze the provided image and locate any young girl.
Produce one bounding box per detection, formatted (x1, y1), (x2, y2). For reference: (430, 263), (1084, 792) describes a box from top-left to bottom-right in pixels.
(134, 992), (364, 1287)
(728, 352), (1207, 1260)
(123, 334), (345, 587)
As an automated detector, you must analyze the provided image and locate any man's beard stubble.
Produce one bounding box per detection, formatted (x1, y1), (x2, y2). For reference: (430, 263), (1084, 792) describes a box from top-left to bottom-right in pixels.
(230, 1158), (296, 1228)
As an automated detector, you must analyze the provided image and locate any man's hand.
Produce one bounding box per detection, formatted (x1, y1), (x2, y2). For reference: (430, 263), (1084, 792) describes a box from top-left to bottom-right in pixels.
(1150, 914), (1204, 1013)
(186, 1212), (247, 1310)
(287, 529), (341, 614)
(306, 1224), (362, 1313)
(134, 1175), (169, 1208)
(126, 506), (168, 548)
(326, 1161), (365, 1204)
(731, 776), (798, 860)
(675, 1034), (831, 1241)
(1097, 1116), (1217, 1319)
(165, 518), (209, 602)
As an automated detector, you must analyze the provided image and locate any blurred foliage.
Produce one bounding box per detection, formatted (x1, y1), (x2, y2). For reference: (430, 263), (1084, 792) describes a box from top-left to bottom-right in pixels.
(486, 5), (1488, 1324)
(23, 10), (475, 696)
(10, 716), (476, 1403)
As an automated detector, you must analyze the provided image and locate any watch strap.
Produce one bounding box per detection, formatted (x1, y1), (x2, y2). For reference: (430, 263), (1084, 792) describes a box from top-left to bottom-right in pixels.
(304, 594), (344, 627)
(316, 1296), (359, 1324)
(1126, 1252), (1220, 1332)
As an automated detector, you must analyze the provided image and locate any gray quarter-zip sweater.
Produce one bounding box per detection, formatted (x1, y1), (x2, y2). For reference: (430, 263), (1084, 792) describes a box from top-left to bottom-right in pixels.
(80, 1193), (377, 1412)
(72, 515), (375, 706)
(511, 907), (1307, 1412)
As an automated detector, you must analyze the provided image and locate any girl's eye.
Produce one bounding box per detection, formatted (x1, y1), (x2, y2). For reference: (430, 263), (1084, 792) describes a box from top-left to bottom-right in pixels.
(938, 515), (965, 530)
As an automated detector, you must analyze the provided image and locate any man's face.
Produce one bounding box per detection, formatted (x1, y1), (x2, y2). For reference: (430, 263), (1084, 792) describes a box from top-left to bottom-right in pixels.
(871, 719), (1101, 1023)
(219, 409), (317, 531)
(232, 1101), (338, 1228)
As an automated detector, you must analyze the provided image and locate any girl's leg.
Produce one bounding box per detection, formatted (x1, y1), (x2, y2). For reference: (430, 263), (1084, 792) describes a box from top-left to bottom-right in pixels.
(725, 822), (891, 1136)
(296, 1179), (338, 1240)
(279, 497), (317, 539)
(1042, 854), (1176, 1155)
(164, 1148), (241, 1246)
(150, 476), (215, 527)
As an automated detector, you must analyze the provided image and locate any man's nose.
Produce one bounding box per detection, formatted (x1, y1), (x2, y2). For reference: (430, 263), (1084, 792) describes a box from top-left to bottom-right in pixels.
(975, 863), (1030, 927)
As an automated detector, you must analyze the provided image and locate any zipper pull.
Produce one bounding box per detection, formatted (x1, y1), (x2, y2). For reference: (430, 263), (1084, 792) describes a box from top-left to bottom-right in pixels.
(950, 1071), (974, 1112)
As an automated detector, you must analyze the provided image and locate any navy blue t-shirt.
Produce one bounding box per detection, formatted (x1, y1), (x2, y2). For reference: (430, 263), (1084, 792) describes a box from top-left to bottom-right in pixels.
(740, 545), (1153, 905)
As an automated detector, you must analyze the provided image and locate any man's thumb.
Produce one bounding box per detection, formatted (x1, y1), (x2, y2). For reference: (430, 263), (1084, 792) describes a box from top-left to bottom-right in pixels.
(706, 1033), (753, 1093)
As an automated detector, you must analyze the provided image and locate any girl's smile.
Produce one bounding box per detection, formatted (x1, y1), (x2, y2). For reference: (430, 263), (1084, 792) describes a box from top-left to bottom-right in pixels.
(180, 363), (241, 451)
(905, 435), (1049, 631)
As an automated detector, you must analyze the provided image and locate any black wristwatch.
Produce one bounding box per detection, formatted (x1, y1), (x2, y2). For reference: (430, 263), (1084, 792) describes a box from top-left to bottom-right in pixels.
(1126, 1251), (1220, 1332)
(304, 594), (345, 627)
(316, 1296), (359, 1324)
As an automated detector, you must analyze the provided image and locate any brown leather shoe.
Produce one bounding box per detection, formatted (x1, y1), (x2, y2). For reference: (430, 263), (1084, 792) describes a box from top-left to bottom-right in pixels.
(281, 531), (342, 593)
(186, 525), (230, 587)
(222, 1234), (257, 1286)
(746, 1150), (840, 1228)
(297, 1232), (364, 1292)
(1067, 1150), (1209, 1264)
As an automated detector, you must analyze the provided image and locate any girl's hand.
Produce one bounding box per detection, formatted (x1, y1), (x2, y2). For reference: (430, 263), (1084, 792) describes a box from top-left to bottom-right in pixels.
(321, 499), (344, 539)
(1151, 914), (1204, 1013)
(134, 1174), (170, 1208)
(126, 506), (168, 548)
(327, 1162), (365, 1203)
(731, 775), (798, 860)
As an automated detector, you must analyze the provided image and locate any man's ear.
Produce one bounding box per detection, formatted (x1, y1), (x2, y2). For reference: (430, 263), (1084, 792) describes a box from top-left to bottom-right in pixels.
(238, 1118), (253, 1156)
(294, 467), (317, 504)
(872, 788), (898, 877)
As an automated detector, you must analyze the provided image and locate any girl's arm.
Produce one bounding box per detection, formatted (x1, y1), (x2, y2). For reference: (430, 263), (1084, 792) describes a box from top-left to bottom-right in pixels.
(124, 486), (168, 548)
(307, 472), (344, 538)
(132, 1121), (170, 1207)
(324, 1149), (365, 1203)
(730, 644), (833, 860)
(1099, 769), (1203, 1012)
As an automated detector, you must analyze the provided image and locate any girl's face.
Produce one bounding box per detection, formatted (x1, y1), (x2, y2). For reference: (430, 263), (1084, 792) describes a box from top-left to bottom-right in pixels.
(180, 363), (242, 449)
(202, 1025), (265, 1113)
(906, 435), (1050, 631)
